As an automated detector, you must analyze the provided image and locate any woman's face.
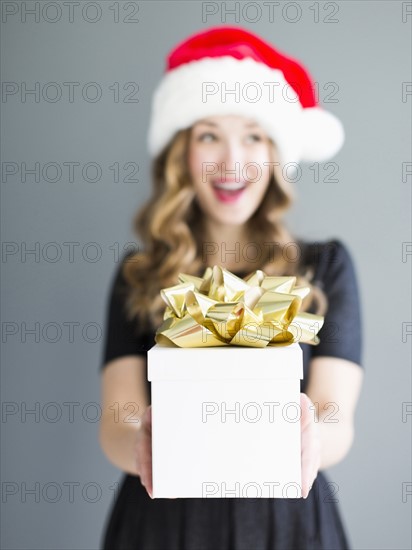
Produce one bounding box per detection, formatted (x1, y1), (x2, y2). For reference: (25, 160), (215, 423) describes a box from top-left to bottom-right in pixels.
(187, 115), (274, 226)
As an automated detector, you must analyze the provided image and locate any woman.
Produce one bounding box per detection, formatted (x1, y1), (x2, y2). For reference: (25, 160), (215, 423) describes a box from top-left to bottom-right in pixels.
(99, 26), (364, 549)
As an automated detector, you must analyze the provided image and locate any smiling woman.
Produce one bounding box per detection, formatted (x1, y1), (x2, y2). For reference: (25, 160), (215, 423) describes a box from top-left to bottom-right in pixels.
(99, 25), (363, 550)
(188, 116), (274, 222)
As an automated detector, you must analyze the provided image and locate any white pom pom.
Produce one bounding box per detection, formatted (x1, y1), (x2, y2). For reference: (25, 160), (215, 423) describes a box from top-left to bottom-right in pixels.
(299, 107), (345, 162)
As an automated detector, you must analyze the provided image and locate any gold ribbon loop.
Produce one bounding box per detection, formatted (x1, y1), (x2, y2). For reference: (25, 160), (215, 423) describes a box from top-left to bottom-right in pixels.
(155, 265), (324, 348)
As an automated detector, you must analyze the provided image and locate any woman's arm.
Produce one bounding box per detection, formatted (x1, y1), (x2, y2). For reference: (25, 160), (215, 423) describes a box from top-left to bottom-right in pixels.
(305, 356), (364, 470)
(99, 355), (150, 477)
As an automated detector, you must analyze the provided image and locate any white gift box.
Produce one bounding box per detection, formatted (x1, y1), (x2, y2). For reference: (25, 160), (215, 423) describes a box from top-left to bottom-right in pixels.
(147, 343), (303, 499)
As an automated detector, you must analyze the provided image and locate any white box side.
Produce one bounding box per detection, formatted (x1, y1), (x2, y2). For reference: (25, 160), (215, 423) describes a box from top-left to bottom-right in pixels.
(151, 377), (302, 499)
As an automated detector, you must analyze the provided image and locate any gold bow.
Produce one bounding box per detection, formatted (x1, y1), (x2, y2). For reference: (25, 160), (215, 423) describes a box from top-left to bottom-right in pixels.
(155, 265), (324, 348)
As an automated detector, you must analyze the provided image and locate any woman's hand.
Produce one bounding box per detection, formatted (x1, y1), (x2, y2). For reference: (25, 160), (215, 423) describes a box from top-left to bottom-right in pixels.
(134, 405), (177, 500)
(134, 405), (153, 498)
(300, 393), (321, 499)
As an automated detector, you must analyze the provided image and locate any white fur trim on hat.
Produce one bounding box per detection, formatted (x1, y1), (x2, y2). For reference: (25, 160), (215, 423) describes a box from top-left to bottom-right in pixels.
(147, 56), (344, 166)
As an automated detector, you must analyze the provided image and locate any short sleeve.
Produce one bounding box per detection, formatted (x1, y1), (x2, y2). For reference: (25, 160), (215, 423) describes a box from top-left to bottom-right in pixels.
(310, 239), (363, 367)
(100, 252), (154, 370)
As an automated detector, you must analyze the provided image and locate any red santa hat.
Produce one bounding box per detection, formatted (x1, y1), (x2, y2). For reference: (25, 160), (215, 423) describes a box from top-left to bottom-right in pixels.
(147, 26), (344, 167)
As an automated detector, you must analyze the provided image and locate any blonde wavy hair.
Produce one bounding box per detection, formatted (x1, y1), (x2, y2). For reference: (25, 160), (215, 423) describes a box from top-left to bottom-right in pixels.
(122, 127), (328, 333)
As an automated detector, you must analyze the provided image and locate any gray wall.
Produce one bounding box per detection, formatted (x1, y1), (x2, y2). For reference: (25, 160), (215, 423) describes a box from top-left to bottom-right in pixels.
(1, 1), (411, 549)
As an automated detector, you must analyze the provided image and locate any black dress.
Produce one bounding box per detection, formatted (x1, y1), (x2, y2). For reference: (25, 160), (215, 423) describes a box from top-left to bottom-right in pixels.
(99, 238), (363, 550)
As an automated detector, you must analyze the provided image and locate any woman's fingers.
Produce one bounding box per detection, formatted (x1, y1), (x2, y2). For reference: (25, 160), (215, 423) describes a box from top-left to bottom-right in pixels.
(145, 404), (152, 430)
(300, 393), (321, 499)
(134, 406), (153, 498)
(135, 405), (176, 499)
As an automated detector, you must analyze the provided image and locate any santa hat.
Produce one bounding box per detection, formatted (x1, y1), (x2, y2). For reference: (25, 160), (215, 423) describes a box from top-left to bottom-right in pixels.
(147, 26), (344, 166)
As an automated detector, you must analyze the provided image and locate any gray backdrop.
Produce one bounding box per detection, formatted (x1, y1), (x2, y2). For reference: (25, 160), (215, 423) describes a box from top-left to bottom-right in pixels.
(1, 1), (411, 549)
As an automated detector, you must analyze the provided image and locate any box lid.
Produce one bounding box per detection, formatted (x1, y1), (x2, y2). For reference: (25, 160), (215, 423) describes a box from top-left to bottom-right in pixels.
(147, 343), (303, 380)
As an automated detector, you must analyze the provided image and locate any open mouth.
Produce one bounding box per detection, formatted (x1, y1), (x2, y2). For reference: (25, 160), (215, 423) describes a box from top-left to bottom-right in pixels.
(212, 180), (247, 203)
